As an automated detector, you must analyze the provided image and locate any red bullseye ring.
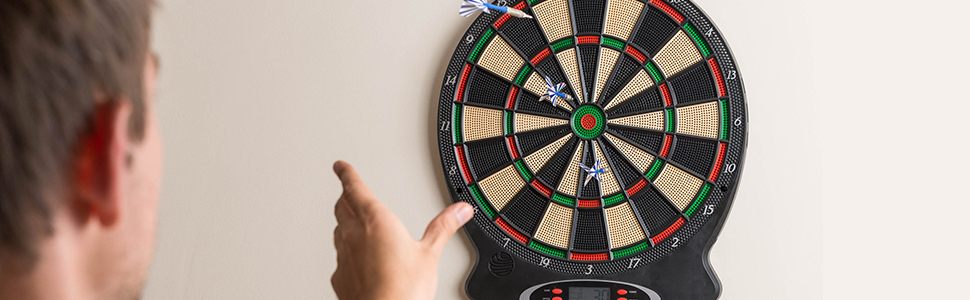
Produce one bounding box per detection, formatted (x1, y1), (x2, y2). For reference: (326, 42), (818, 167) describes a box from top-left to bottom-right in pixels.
(580, 114), (596, 130)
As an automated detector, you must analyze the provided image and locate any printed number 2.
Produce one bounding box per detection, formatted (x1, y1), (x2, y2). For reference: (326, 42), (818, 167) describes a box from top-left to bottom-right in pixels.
(671, 237), (681, 248)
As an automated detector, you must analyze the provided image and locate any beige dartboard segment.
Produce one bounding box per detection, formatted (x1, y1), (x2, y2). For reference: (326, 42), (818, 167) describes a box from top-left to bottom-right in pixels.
(462, 106), (504, 142)
(523, 134), (572, 173)
(676, 101), (720, 139)
(514, 113), (568, 134)
(532, 0), (574, 43)
(523, 72), (574, 111)
(608, 110), (665, 132)
(533, 202), (575, 249)
(594, 48), (621, 102)
(478, 164), (526, 211)
(603, 70), (654, 110)
(524, 72), (547, 96)
(604, 0), (645, 40)
(592, 142), (622, 195)
(556, 48), (586, 103)
(653, 30), (703, 78)
(558, 141), (585, 196)
(604, 133), (655, 173)
(605, 202), (647, 248)
(654, 164), (704, 211)
(478, 37), (525, 82)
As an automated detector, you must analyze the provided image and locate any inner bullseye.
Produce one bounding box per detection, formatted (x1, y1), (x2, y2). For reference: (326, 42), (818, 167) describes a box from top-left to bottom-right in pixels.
(580, 114), (596, 130)
(571, 105), (606, 139)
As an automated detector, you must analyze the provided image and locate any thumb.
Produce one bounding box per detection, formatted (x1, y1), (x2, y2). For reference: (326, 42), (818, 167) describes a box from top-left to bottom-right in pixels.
(421, 202), (474, 254)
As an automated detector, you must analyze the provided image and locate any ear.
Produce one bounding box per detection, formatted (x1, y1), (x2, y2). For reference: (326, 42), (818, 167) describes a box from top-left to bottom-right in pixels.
(72, 99), (133, 228)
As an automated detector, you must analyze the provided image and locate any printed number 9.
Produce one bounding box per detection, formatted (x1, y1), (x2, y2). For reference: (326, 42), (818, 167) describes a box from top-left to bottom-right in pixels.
(465, 35), (475, 44)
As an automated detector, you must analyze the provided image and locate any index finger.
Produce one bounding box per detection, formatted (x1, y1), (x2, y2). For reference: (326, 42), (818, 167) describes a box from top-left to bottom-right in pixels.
(332, 161), (378, 212)
(333, 160), (365, 192)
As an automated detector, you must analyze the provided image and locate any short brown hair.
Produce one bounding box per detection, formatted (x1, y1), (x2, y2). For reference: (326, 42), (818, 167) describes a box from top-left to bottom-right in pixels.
(0, 0), (152, 268)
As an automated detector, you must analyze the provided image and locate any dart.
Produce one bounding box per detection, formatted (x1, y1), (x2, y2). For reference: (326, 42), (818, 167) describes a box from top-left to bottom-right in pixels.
(538, 76), (572, 107)
(459, 0), (533, 19)
(579, 159), (606, 186)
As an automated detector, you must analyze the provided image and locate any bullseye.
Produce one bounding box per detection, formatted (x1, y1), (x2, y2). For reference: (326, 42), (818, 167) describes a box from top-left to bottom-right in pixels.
(580, 114), (596, 130)
(571, 105), (606, 139)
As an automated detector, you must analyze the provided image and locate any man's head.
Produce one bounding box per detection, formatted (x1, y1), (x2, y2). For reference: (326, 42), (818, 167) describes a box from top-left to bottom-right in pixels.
(0, 0), (160, 299)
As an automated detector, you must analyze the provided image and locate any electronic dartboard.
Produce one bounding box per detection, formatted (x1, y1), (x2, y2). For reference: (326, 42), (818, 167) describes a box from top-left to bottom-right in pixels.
(436, 0), (747, 299)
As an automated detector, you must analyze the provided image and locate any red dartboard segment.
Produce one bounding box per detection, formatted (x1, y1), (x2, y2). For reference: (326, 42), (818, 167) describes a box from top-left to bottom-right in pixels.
(650, 0), (684, 24)
(531, 180), (553, 197)
(494, 14), (511, 29)
(624, 46), (647, 63)
(651, 217), (685, 244)
(570, 252), (609, 261)
(577, 36), (600, 45)
(660, 135), (672, 157)
(496, 218), (528, 243)
(531, 48), (552, 65)
(709, 143), (727, 181)
(455, 146), (474, 184)
(578, 199), (601, 208)
(626, 179), (647, 196)
(455, 63), (472, 102)
(507, 86), (519, 109)
(507, 137), (520, 159)
(660, 84), (673, 106)
(708, 58), (727, 97)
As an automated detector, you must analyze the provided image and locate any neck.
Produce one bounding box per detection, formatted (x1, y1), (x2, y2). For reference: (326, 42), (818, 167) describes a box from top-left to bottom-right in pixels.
(0, 214), (89, 300)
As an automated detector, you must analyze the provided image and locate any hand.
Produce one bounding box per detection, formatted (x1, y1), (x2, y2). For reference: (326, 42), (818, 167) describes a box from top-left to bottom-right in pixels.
(331, 161), (474, 300)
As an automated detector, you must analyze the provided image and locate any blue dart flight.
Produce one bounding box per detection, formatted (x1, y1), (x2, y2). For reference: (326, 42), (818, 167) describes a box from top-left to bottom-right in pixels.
(539, 76), (572, 107)
(580, 160), (606, 186)
(459, 0), (533, 19)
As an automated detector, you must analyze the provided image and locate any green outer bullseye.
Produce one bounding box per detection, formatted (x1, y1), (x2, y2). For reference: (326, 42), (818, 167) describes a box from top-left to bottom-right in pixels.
(572, 105), (606, 139)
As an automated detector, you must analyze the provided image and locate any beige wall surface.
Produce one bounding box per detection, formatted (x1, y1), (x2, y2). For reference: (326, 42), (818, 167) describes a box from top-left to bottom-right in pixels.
(144, 0), (968, 299)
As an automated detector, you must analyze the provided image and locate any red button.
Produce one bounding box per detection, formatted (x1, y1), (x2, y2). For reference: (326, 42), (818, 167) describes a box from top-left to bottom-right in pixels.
(617, 298), (627, 300)
(617, 289), (628, 295)
(552, 288), (563, 295)
(552, 297), (563, 300)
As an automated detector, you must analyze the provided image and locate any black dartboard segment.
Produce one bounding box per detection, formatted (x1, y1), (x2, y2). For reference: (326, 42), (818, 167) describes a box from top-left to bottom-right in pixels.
(437, 1), (747, 299)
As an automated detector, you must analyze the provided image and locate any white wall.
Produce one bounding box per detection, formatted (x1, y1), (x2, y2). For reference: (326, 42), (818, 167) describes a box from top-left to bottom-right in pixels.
(145, 0), (969, 299)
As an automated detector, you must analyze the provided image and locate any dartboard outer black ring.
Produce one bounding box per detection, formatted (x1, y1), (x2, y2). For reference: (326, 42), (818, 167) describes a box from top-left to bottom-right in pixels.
(436, 0), (747, 298)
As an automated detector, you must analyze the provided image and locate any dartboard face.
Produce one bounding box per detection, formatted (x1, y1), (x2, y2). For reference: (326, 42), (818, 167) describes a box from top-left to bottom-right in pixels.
(436, 0), (746, 296)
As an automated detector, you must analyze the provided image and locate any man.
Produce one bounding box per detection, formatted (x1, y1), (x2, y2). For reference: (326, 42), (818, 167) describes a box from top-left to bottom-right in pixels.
(0, 0), (472, 299)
